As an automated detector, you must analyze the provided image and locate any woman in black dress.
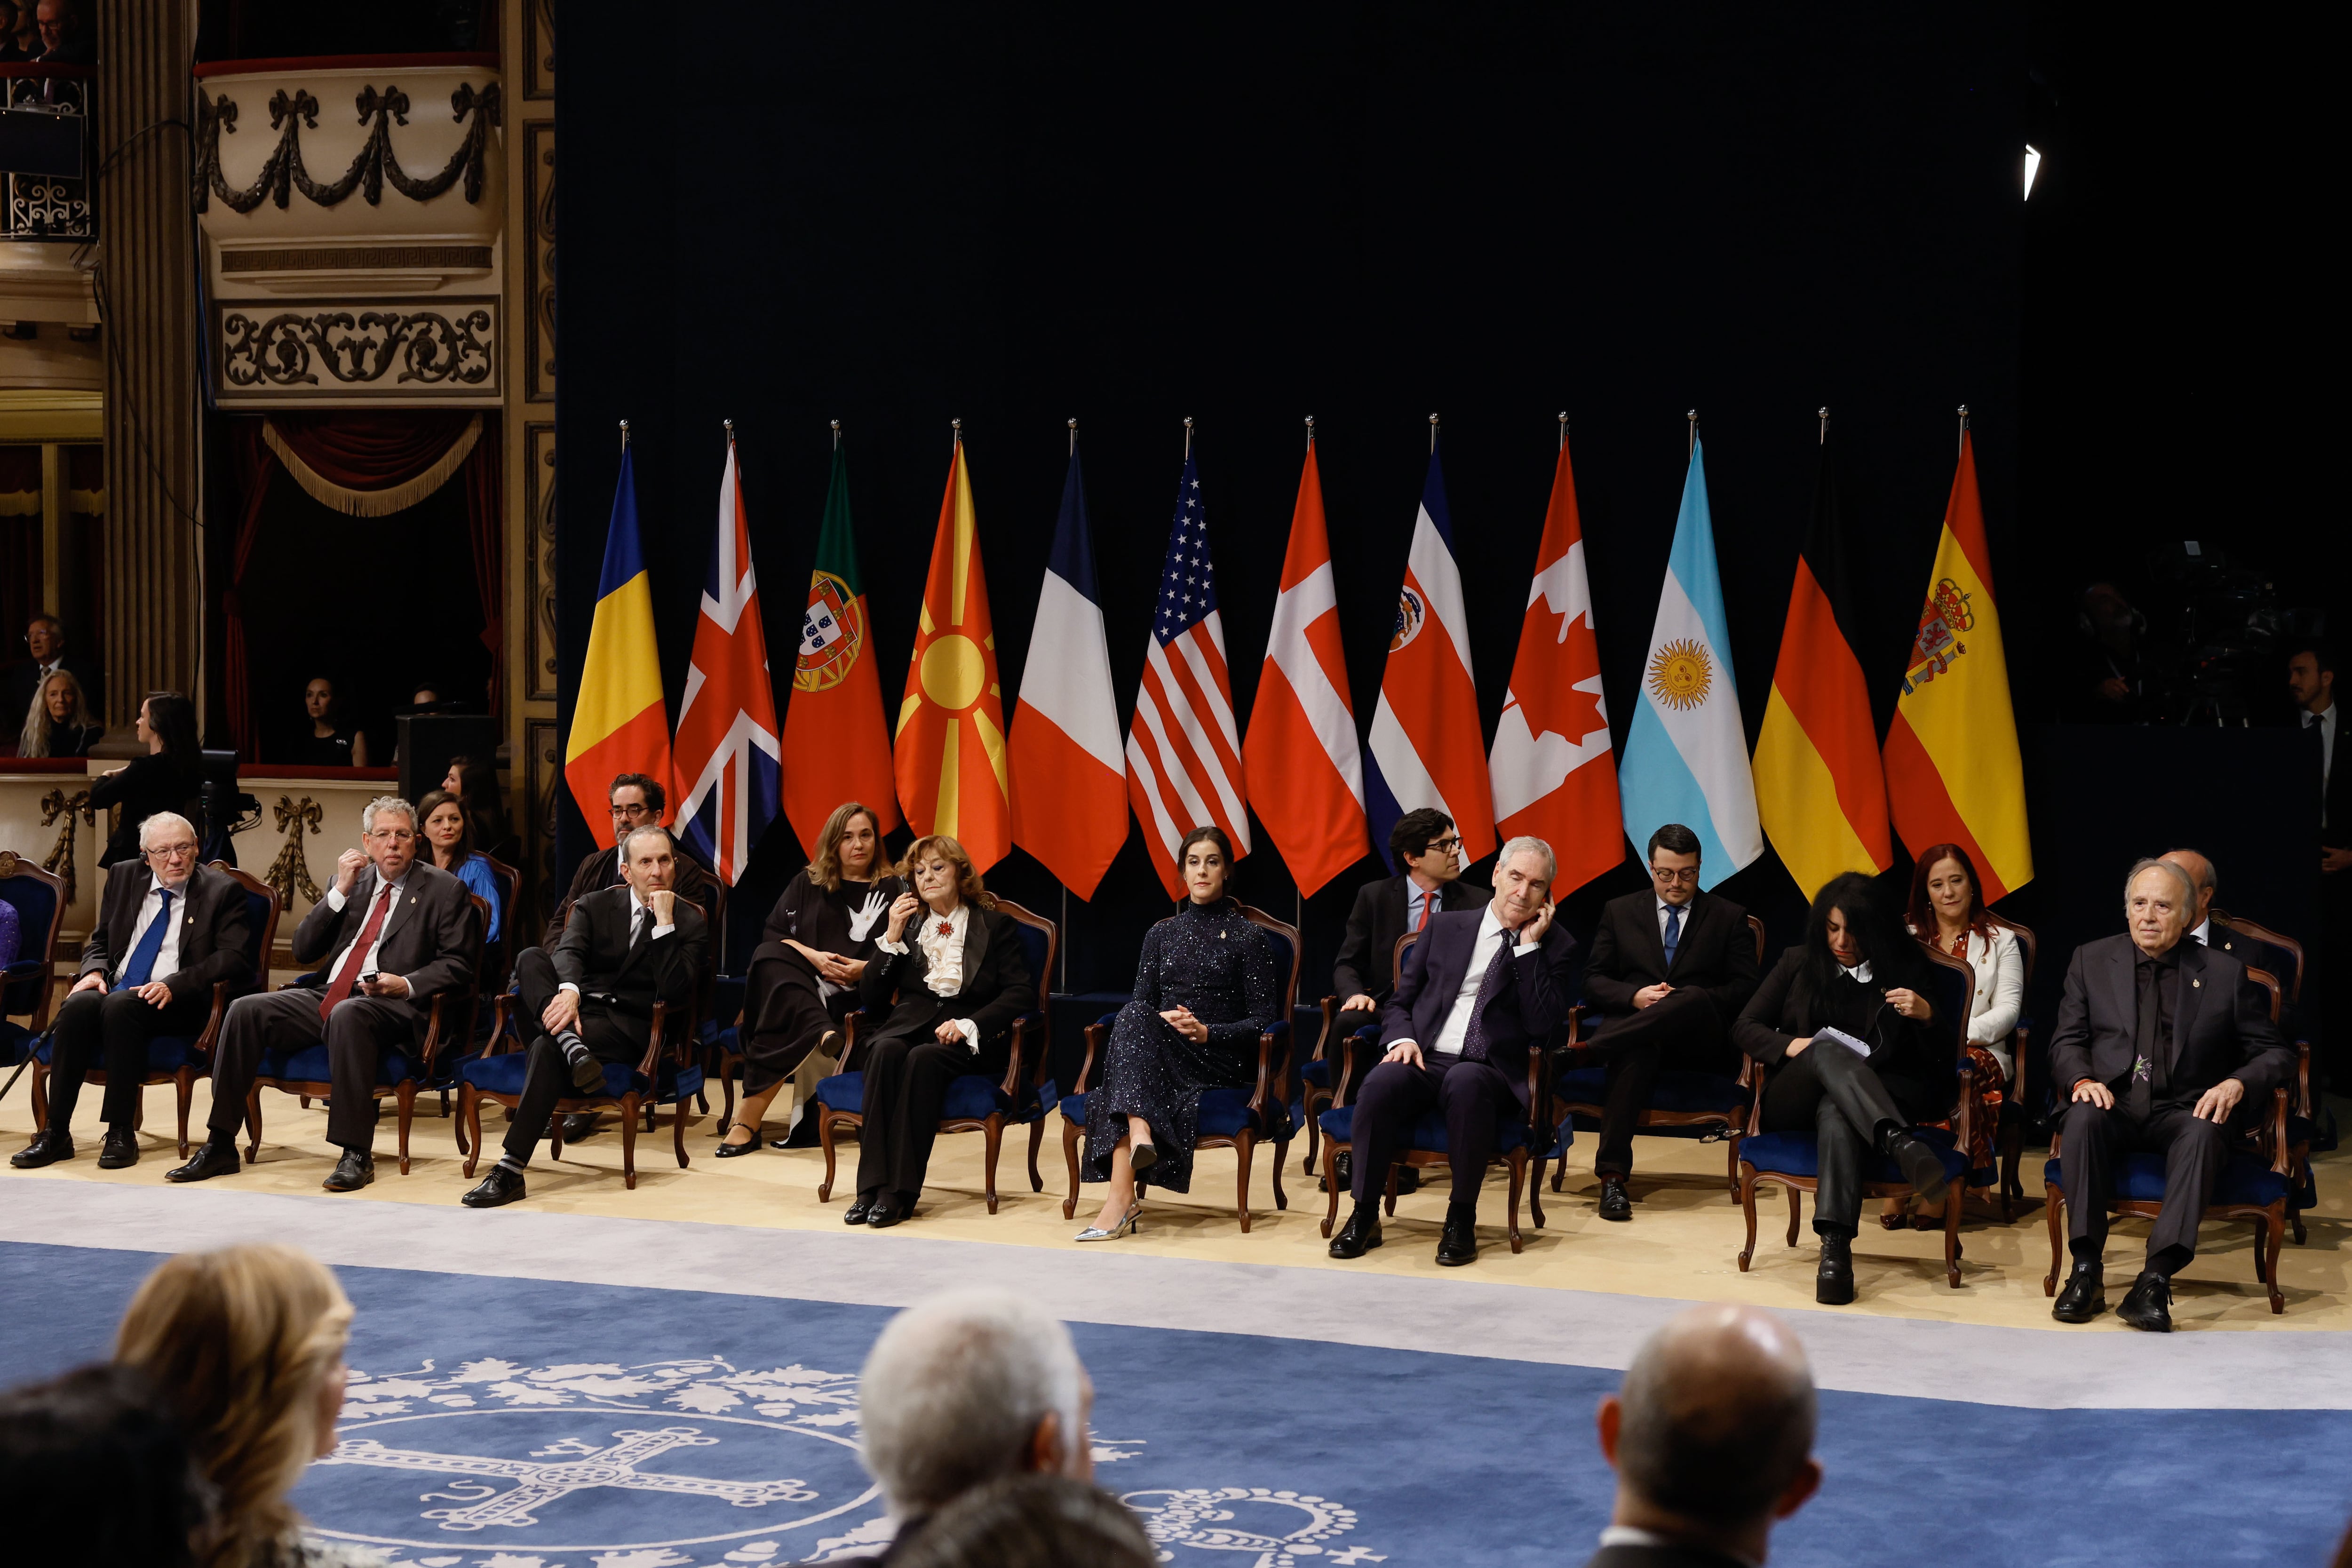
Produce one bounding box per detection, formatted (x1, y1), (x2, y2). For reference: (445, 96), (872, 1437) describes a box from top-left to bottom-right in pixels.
(1076, 826), (1280, 1241)
(1734, 871), (1955, 1305)
(16, 668), (102, 758)
(290, 677), (368, 768)
(724, 801), (904, 1154)
(90, 692), (205, 868)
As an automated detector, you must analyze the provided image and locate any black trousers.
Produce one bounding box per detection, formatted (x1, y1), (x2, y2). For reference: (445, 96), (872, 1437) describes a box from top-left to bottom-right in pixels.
(740, 943), (856, 1095)
(45, 985), (211, 1130)
(855, 1020), (987, 1204)
(207, 987), (414, 1149)
(1760, 1044), (1914, 1238)
(2059, 1099), (2238, 1265)
(501, 947), (648, 1164)
(1349, 1054), (1519, 1212)
(1582, 990), (1731, 1177)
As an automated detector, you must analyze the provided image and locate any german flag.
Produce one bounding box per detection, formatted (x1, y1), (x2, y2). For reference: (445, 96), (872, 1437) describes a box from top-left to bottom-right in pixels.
(1754, 429), (1892, 896)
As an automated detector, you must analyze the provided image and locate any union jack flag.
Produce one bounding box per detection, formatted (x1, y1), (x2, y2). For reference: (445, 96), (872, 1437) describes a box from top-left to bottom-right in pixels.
(674, 432), (782, 885)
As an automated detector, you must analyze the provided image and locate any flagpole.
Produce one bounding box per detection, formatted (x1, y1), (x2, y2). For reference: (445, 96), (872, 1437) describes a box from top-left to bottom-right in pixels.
(1687, 409), (1698, 461)
(952, 417), (962, 451)
(1184, 415), (1193, 459)
(1429, 411), (1438, 454)
(1957, 404), (1969, 458)
(1068, 416), (1077, 456)
(1818, 406), (1828, 446)
(619, 419), (629, 451)
(831, 418), (841, 449)
(1558, 411), (1567, 450)
(724, 417), (735, 447)
(1305, 414), (1314, 451)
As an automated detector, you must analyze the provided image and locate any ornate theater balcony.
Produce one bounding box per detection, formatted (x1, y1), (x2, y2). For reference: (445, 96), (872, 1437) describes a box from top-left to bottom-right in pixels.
(0, 65), (99, 390)
(194, 53), (503, 408)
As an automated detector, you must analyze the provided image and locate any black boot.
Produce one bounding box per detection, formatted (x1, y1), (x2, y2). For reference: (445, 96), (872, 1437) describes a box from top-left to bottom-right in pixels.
(1327, 1205), (1383, 1259)
(2051, 1257), (2106, 1323)
(1816, 1232), (1856, 1305)
(1882, 1130), (1949, 1207)
(2117, 1270), (2173, 1333)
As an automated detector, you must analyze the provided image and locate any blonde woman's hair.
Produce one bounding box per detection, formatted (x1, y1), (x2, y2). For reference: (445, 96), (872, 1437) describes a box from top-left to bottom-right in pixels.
(810, 801), (884, 892)
(898, 835), (996, 910)
(114, 1245), (354, 1568)
(17, 667), (89, 757)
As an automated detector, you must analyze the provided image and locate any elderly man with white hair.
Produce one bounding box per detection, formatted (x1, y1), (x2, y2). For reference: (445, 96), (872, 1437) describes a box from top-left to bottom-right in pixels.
(12, 813), (252, 1171)
(2048, 856), (2292, 1331)
(845, 1289), (1095, 1565)
(1328, 835), (1578, 1267)
(168, 796), (477, 1193)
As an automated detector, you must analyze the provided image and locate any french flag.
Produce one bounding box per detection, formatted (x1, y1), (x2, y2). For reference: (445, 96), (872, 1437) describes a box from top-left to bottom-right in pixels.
(673, 429), (782, 885)
(1008, 442), (1128, 900)
(1365, 429), (1495, 868)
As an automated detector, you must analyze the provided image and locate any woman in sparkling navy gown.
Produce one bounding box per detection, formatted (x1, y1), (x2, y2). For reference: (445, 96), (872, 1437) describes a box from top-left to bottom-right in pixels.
(1077, 826), (1280, 1240)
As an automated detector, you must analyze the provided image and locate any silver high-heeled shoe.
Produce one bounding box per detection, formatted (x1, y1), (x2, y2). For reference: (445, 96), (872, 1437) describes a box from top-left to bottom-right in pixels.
(1074, 1203), (1142, 1242)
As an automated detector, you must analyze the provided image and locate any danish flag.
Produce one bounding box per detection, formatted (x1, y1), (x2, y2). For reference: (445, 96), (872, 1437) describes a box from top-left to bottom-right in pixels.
(673, 430), (782, 884)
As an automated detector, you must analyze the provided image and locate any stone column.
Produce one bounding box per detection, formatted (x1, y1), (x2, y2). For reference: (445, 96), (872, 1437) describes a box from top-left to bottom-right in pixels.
(93, 0), (202, 737)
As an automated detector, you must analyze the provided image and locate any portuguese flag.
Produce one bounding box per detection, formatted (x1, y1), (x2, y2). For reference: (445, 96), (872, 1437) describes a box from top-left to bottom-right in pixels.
(779, 436), (900, 857)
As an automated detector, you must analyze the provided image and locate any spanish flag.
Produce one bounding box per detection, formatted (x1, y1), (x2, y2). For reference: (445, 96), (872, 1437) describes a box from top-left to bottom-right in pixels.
(564, 443), (673, 835)
(895, 429), (1011, 870)
(1882, 425), (2032, 900)
(1754, 431), (1892, 897)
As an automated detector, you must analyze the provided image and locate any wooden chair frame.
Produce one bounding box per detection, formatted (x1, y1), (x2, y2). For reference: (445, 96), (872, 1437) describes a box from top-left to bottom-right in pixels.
(1301, 931), (1415, 1179)
(28, 862), (279, 1157)
(1736, 945), (1976, 1291)
(814, 899), (1057, 1215)
(0, 852), (68, 1041)
(1980, 912), (2038, 1219)
(1549, 914), (1766, 1199)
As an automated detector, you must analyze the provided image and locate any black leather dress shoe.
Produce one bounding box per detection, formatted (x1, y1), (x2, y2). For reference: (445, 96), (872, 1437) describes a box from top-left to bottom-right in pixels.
(1597, 1176), (1633, 1222)
(322, 1149), (375, 1192)
(2117, 1270), (2173, 1333)
(715, 1130), (764, 1158)
(2051, 1259), (2106, 1323)
(10, 1130), (73, 1169)
(867, 1200), (910, 1229)
(561, 1113), (601, 1142)
(1327, 1206), (1383, 1259)
(165, 1141), (241, 1183)
(462, 1165), (527, 1208)
(843, 1197), (876, 1225)
(97, 1130), (140, 1170)
(1885, 1132), (1949, 1207)
(1816, 1234), (1856, 1305)
(1436, 1209), (1479, 1266)
(566, 1050), (607, 1093)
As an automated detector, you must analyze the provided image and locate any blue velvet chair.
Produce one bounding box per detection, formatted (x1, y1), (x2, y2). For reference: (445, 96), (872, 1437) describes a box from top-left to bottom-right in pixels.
(2211, 911), (2318, 1242)
(246, 892), (487, 1174)
(457, 893), (709, 1190)
(1296, 932), (1410, 1182)
(28, 862), (277, 1158)
(1736, 944), (1976, 1291)
(1057, 904), (1300, 1231)
(0, 852), (66, 1072)
(813, 899), (1057, 1215)
(1549, 914), (1765, 1200)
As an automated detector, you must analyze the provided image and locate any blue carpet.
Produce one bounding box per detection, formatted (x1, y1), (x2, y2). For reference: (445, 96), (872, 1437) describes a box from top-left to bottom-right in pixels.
(1, 1239), (2342, 1566)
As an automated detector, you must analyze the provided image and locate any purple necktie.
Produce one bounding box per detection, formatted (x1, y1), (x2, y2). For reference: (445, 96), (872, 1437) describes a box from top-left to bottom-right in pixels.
(1459, 933), (1521, 1062)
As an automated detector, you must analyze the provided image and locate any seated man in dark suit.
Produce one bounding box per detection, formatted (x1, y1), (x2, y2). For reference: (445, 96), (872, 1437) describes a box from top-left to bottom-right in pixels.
(1327, 835), (1577, 1266)
(542, 772), (715, 947)
(167, 796), (477, 1192)
(461, 824), (707, 1208)
(1577, 823), (1759, 1221)
(12, 812), (251, 1171)
(1588, 1304), (1821, 1568)
(2049, 858), (2293, 1332)
(1331, 806), (1490, 1014)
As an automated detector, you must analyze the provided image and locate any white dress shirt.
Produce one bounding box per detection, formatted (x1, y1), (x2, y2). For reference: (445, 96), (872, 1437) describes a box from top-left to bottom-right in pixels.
(1656, 894), (1696, 945)
(2307, 703), (2337, 824)
(323, 872), (409, 987)
(112, 873), (191, 986)
(1403, 905), (1537, 1059)
(875, 901), (980, 1050)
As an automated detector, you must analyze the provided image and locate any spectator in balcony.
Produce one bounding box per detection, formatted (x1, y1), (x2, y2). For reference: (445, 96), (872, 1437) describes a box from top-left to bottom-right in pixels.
(7, 612), (101, 731)
(0, 3), (28, 63)
(18, 668), (102, 758)
(32, 0), (90, 65)
(441, 754), (515, 865)
(91, 693), (206, 869)
(290, 677), (368, 769)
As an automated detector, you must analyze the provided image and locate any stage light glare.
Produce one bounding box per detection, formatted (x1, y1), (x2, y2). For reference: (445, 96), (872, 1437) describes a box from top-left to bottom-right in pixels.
(2023, 143), (2042, 199)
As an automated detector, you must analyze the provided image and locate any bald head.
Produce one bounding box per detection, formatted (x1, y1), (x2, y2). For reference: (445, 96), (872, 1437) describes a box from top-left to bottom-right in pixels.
(1613, 1305), (1817, 1530)
(2159, 848), (2215, 926)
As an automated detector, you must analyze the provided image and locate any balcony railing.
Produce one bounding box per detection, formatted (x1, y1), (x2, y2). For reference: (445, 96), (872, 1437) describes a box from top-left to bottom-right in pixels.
(0, 66), (94, 242)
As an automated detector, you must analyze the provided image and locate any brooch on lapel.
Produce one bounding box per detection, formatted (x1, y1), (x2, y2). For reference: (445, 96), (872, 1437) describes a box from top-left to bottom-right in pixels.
(1218, 929), (1227, 939)
(2192, 978), (2202, 988)
(937, 920), (954, 937)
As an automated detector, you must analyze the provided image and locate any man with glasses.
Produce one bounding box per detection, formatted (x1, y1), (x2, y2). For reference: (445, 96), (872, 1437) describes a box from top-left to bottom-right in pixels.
(542, 773), (715, 948)
(169, 796), (477, 1191)
(1334, 808), (1491, 1015)
(1575, 824), (1760, 1221)
(11, 814), (250, 1170)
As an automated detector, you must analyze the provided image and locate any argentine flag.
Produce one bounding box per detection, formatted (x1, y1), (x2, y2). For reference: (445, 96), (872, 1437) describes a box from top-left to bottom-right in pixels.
(1618, 435), (1762, 889)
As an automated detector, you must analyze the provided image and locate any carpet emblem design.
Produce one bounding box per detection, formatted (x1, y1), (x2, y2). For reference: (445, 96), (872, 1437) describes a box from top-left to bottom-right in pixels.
(1126, 1488), (1380, 1565)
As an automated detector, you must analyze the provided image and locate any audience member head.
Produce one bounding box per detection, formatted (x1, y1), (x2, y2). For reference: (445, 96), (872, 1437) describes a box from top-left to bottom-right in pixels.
(1178, 824), (1232, 905)
(1804, 870), (1926, 996)
(442, 754), (507, 842)
(35, 0), (75, 56)
(893, 1474), (1152, 1568)
(1646, 823), (1702, 909)
(18, 666), (90, 756)
(607, 772), (665, 844)
(138, 812), (202, 892)
(1390, 807), (1461, 885)
(2124, 857), (2193, 958)
(1493, 835), (1556, 930)
(811, 801), (884, 889)
(2158, 848), (2216, 931)
(416, 789), (473, 870)
(1906, 842), (1990, 942)
(140, 692), (203, 775)
(901, 834), (991, 914)
(1597, 1304), (1820, 1564)
(858, 1289), (1092, 1522)
(302, 677), (342, 735)
(113, 1244), (355, 1568)
(359, 796), (419, 883)
(2079, 581), (2140, 655)
(2288, 639), (2335, 716)
(620, 824), (677, 896)
(0, 1362), (208, 1568)
(408, 684), (442, 710)
(24, 610), (62, 661)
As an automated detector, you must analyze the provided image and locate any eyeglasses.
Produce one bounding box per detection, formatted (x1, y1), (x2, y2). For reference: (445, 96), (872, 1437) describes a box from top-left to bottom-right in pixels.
(144, 844), (197, 862)
(1422, 836), (1462, 856)
(1650, 866), (1700, 884)
(610, 804), (654, 820)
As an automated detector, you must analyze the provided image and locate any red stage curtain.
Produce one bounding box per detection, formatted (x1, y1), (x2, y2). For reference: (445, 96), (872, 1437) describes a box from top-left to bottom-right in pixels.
(465, 415), (503, 715)
(222, 421), (276, 760)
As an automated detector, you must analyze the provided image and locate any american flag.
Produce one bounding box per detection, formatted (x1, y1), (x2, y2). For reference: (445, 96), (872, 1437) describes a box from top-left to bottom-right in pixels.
(1125, 451), (1250, 896)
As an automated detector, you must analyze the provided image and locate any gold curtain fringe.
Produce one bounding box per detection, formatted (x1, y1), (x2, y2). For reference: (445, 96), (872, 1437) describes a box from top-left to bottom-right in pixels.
(262, 413), (483, 517)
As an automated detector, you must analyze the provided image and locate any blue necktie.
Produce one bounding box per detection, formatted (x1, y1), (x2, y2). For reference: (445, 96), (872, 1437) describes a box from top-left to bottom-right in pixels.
(120, 891), (173, 989)
(1662, 905), (1683, 970)
(1459, 935), (1520, 1063)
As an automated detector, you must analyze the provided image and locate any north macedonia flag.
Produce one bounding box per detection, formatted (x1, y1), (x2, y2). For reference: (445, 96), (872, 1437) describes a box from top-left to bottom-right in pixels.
(895, 430), (1012, 869)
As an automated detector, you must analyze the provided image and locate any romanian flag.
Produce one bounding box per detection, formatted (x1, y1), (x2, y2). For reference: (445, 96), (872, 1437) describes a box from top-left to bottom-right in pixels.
(896, 430), (1011, 870)
(1754, 431), (1892, 898)
(565, 443), (673, 835)
(780, 435), (900, 857)
(1883, 426), (2033, 900)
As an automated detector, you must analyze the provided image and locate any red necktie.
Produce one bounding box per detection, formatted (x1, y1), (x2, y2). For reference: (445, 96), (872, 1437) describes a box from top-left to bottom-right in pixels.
(320, 884), (395, 1022)
(1416, 892), (1432, 931)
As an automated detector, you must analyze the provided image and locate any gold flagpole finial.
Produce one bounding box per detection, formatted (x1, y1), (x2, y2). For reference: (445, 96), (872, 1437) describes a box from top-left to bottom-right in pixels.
(618, 419), (630, 451)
